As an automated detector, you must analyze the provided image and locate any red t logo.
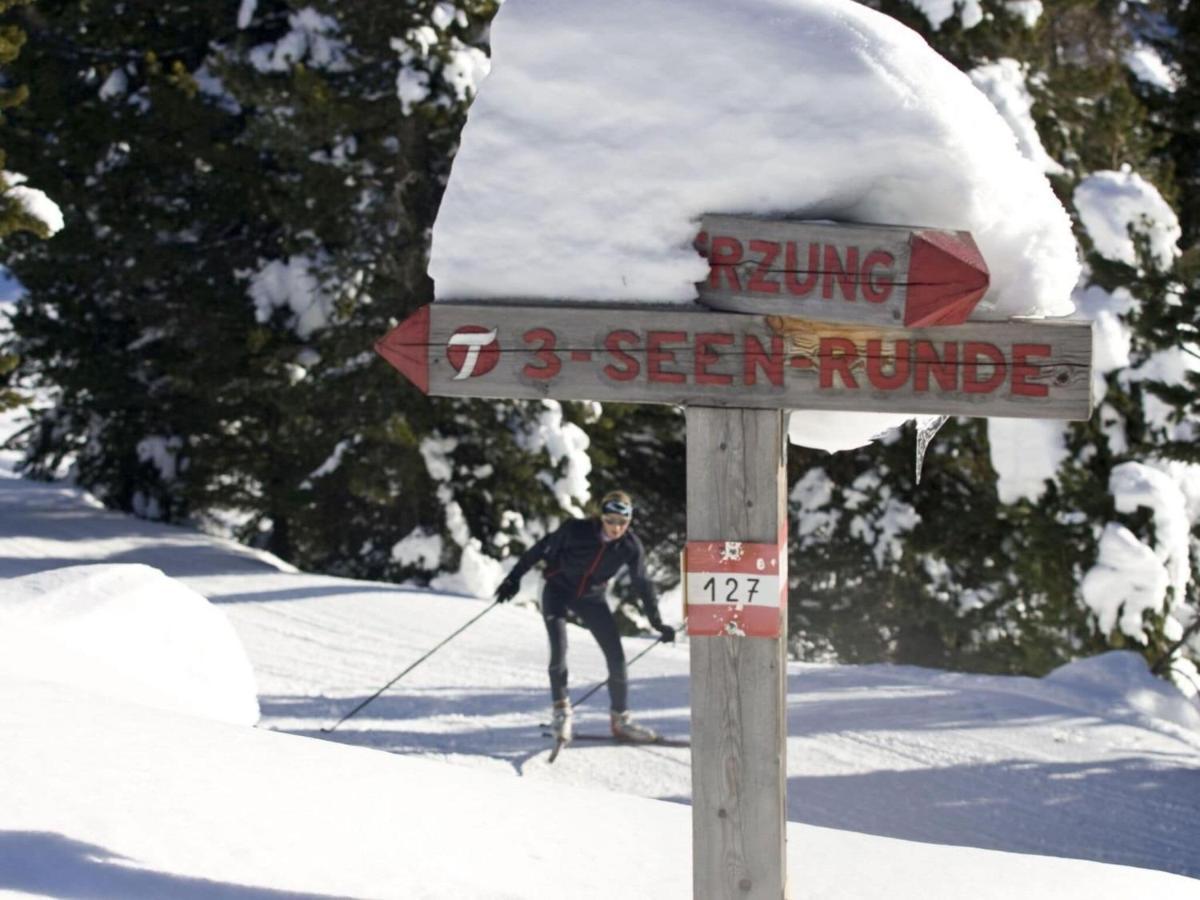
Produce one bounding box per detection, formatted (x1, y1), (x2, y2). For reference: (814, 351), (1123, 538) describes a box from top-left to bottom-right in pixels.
(447, 327), (500, 379)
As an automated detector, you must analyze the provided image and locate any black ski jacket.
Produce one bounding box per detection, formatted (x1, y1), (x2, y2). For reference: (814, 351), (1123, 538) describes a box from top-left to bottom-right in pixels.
(507, 518), (662, 625)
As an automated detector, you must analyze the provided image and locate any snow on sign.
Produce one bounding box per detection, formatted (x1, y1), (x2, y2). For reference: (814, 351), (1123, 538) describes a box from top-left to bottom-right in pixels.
(696, 215), (991, 328)
(684, 540), (785, 638)
(375, 301), (1094, 420)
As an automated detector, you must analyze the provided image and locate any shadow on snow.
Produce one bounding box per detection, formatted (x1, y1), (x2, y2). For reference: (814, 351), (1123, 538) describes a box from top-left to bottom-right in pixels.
(0, 831), (352, 899)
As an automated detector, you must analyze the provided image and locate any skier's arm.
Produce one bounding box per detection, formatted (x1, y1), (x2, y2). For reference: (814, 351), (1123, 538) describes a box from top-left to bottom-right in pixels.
(496, 524), (565, 601)
(626, 534), (665, 629)
(507, 526), (563, 582)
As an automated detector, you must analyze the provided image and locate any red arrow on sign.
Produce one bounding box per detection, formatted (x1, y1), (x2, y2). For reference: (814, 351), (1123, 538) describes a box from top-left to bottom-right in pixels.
(696, 214), (989, 328)
(374, 299), (1093, 421)
(375, 304), (429, 395)
(906, 228), (991, 327)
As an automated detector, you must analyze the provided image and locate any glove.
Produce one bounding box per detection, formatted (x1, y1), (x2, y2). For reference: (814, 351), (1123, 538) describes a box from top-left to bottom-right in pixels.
(495, 574), (520, 603)
(655, 623), (676, 644)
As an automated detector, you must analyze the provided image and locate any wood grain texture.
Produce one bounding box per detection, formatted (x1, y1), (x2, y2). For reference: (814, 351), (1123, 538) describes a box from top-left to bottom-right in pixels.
(394, 301), (1094, 420)
(695, 214), (989, 328)
(697, 214), (915, 326)
(687, 408), (788, 900)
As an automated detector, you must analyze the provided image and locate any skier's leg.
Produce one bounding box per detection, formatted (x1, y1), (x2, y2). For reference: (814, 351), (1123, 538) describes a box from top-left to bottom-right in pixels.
(544, 613), (569, 704)
(575, 599), (628, 713)
(543, 589), (571, 706)
(543, 596), (574, 741)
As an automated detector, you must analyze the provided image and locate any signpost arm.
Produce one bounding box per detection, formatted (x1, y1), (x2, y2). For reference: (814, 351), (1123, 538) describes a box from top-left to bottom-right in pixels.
(687, 407), (789, 900)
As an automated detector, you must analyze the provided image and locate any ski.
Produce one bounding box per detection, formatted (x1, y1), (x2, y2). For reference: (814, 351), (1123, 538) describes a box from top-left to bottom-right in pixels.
(541, 730), (690, 749)
(548, 736), (569, 763)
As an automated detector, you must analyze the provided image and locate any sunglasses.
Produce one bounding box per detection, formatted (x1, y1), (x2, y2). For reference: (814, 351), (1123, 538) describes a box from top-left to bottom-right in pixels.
(602, 515), (631, 527)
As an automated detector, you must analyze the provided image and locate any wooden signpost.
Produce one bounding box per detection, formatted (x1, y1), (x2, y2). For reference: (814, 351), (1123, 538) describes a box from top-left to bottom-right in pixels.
(376, 301), (1093, 420)
(376, 218), (1094, 900)
(696, 215), (991, 327)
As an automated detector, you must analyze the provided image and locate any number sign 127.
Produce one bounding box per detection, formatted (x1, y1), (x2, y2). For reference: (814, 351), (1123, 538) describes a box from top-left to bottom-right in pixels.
(699, 574), (764, 605)
(684, 539), (784, 638)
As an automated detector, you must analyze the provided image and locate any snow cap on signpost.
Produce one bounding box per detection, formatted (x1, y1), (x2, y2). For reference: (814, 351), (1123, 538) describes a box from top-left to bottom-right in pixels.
(426, 0), (1081, 450)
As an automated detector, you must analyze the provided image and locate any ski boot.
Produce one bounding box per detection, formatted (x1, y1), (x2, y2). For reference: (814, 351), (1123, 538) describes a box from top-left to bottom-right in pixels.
(551, 700), (573, 743)
(610, 710), (658, 743)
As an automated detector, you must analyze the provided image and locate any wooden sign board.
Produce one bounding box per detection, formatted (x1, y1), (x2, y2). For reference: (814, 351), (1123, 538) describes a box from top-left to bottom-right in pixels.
(684, 539), (785, 638)
(696, 214), (990, 328)
(376, 301), (1094, 420)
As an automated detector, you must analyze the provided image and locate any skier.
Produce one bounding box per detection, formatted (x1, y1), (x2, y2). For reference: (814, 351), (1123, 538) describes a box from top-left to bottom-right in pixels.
(494, 490), (675, 744)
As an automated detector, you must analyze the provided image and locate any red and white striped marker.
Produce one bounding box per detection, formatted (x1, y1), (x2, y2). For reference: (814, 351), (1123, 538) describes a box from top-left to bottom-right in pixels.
(685, 539), (786, 638)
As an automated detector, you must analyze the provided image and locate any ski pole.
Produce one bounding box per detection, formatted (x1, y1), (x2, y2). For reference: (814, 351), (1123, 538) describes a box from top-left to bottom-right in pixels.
(567, 629), (673, 711)
(322, 599), (502, 733)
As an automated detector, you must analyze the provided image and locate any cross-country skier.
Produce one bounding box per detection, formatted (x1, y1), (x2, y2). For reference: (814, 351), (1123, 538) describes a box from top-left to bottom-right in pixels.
(494, 490), (675, 744)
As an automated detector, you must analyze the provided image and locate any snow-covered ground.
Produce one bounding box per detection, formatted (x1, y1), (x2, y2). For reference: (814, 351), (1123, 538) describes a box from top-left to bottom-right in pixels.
(1, 421), (1199, 897)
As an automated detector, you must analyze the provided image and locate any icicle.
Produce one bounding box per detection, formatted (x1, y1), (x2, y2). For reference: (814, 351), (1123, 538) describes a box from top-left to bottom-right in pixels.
(914, 415), (949, 485)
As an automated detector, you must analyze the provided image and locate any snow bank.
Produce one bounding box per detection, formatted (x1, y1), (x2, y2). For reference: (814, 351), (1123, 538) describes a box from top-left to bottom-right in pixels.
(0, 564), (259, 726)
(1045, 651), (1200, 734)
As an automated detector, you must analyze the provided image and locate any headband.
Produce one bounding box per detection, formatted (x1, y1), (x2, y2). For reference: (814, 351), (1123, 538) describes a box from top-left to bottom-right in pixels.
(601, 497), (633, 518)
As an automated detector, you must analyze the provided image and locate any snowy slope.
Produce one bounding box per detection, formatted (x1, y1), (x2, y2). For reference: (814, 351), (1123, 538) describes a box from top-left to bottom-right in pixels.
(2, 672), (1196, 900)
(2, 462), (1200, 898)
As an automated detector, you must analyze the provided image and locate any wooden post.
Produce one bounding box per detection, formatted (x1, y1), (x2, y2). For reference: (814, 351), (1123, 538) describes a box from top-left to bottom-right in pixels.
(371, 214), (1094, 900)
(687, 406), (789, 900)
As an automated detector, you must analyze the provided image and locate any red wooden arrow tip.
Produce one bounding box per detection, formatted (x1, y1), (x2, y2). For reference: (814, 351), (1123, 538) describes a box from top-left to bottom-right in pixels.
(375, 305), (430, 395)
(906, 230), (990, 327)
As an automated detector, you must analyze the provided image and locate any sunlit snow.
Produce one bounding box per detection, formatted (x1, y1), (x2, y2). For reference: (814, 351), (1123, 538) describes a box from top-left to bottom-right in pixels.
(1, 455), (1198, 897)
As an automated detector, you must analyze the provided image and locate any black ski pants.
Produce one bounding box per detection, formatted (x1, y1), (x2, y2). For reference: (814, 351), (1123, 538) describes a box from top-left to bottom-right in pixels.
(542, 591), (627, 713)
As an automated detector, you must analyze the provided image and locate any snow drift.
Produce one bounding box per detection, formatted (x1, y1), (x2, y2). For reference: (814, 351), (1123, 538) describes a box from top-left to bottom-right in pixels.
(0, 564), (259, 726)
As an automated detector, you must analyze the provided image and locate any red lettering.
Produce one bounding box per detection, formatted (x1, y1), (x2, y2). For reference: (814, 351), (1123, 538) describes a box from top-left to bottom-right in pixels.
(694, 231), (709, 254)
(647, 330), (687, 383)
(963, 342), (1007, 393)
(523, 328), (561, 380)
(709, 236), (743, 291)
(823, 245), (859, 302)
(819, 337), (859, 389)
(744, 334), (784, 386)
(861, 250), (896, 304)
(785, 242), (819, 296)
(603, 330), (640, 381)
(695, 333), (735, 386)
(914, 341), (958, 392)
(866, 339), (910, 390)
(747, 240), (781, 294)
(1012, 343), (1051, 397)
